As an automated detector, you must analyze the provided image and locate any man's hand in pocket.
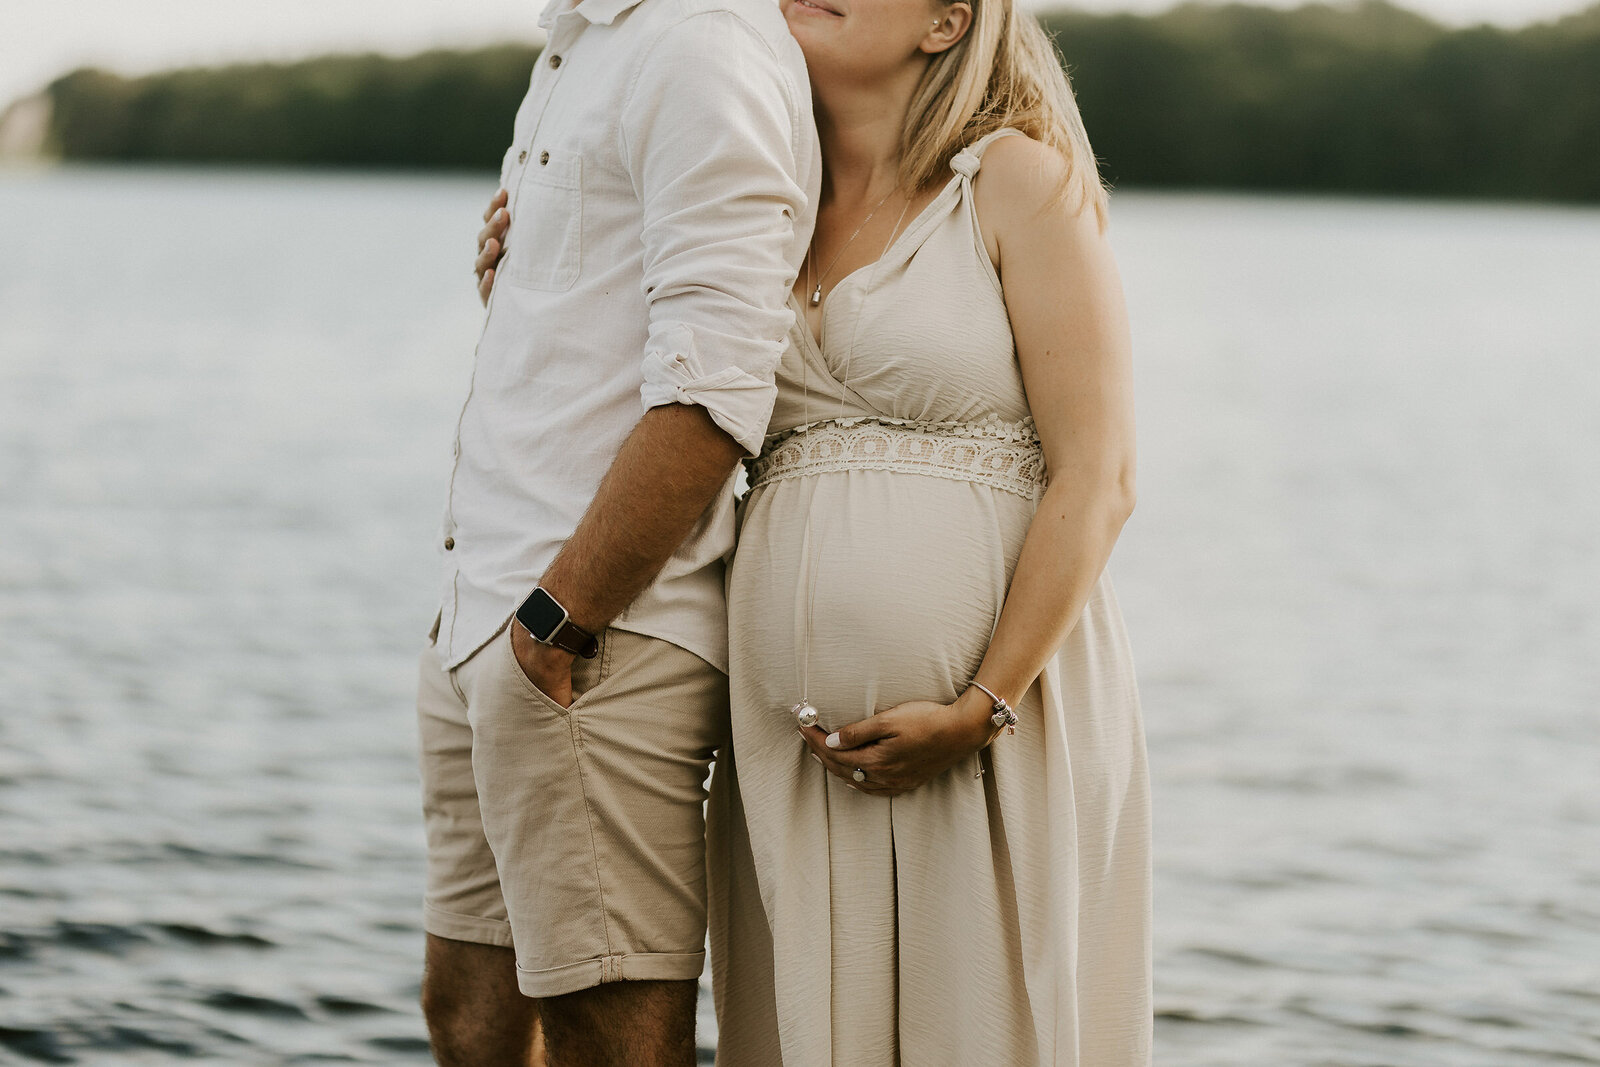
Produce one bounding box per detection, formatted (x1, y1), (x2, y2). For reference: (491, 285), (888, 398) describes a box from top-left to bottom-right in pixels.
(510, 620), (576, 707)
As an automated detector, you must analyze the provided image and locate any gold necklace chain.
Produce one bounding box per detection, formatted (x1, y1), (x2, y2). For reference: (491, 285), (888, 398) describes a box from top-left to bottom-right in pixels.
(806, 184), (901, 306)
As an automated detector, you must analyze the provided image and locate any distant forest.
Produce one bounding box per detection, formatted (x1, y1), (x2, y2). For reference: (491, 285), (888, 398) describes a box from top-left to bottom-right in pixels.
(37, 0), (1600, 201)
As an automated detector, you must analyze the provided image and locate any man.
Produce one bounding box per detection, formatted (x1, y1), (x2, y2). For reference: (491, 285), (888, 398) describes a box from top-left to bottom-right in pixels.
(413, 0), (818, 1060)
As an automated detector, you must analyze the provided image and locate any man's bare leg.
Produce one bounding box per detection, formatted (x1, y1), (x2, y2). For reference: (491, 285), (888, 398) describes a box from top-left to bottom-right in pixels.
(421, 934), (547, 1066)
(538, 979), (697, 1067)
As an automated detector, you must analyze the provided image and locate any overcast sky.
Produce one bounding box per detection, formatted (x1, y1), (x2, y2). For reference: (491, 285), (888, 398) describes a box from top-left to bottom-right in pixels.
(3, 0), (1593, 110)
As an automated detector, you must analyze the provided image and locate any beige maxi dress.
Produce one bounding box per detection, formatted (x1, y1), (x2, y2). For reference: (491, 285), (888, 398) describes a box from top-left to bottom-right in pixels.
(709, 130), (1152, 1066)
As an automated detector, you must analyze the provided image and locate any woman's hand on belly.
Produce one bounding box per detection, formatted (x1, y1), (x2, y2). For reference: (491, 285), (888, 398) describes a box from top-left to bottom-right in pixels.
(798, 689), (998, 797)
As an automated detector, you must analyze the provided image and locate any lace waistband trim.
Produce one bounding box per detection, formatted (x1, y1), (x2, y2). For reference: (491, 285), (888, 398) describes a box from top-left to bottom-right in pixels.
(747, 416), (1047, 499)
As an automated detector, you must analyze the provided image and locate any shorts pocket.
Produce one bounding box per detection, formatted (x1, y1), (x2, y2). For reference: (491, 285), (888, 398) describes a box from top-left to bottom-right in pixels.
(501, 146), (581, 292)
(502, 624), (613, 715)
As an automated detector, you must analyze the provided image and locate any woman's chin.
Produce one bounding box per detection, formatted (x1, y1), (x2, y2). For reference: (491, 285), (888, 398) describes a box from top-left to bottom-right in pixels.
(783, 17), (841, 67)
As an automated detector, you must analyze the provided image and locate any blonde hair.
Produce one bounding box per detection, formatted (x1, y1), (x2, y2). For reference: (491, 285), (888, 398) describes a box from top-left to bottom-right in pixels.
(901, 0), (1108, 224)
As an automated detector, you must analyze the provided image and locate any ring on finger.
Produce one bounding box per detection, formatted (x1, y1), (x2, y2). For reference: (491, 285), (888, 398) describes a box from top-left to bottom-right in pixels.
(852, 768), (866, 783)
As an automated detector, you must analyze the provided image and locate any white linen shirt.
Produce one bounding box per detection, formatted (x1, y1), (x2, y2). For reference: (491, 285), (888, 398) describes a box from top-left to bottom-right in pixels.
(436, 0), (819, 672)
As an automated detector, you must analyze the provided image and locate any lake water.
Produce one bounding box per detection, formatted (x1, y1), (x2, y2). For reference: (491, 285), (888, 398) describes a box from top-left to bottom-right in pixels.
(1, 167), (1597, 1065)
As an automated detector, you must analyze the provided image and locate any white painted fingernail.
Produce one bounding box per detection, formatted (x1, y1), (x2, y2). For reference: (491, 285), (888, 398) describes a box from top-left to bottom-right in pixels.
(825, 732), (840, 748)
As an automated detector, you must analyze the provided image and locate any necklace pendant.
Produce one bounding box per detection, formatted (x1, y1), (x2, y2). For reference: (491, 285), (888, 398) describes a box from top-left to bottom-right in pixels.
(792, 701), (820, 728)
(810, 284), (822, 306)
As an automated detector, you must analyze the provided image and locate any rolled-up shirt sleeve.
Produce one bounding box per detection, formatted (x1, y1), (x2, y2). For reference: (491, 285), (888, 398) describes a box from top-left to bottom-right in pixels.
(621, 11), (810, 456)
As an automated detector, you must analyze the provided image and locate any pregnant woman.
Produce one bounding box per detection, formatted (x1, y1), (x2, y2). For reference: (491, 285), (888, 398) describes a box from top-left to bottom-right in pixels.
(706, 0), (1151, 1062)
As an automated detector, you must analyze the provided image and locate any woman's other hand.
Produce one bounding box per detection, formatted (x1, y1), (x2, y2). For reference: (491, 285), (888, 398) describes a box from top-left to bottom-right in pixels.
(475, 188), (510, 306)
(798, 689), (997, 797)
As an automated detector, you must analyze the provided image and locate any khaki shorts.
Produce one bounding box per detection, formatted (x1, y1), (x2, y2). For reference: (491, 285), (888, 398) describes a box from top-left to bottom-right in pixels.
(417, 619), (728, 997)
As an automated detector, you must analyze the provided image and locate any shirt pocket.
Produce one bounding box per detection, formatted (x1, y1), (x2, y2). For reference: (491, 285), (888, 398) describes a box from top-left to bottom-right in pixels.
(501, 146), (582, 292)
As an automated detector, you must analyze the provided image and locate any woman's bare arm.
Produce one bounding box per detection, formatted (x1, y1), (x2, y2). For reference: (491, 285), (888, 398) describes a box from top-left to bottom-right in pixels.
(965, 136), (1137, 707)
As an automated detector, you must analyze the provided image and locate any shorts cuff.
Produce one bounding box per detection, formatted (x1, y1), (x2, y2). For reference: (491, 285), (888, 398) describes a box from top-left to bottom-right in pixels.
(423, 904), (514, 948)
(516, 950), (706, 997)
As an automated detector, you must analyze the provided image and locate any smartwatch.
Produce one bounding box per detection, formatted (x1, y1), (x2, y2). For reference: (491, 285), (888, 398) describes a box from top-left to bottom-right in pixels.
(515, 587), (600, 658)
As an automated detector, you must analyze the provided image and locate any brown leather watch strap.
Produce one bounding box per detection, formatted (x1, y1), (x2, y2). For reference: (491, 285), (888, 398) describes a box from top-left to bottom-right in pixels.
(548, 618), (600, 659)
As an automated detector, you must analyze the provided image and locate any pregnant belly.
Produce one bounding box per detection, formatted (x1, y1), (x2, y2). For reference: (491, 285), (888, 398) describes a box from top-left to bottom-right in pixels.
(728, 469), (1031, 728)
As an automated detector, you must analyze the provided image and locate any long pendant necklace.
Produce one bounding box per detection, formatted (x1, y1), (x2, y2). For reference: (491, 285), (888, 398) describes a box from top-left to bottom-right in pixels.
(806, 184), (900, 307)
(792, 189), (916, 730)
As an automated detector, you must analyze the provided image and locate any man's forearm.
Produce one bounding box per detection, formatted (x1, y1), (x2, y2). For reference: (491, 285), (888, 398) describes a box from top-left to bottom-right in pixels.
(536, 403), (747, 633)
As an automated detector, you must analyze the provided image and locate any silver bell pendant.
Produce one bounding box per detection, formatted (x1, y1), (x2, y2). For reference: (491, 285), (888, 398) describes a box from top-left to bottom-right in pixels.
(792, 701), (820, 728)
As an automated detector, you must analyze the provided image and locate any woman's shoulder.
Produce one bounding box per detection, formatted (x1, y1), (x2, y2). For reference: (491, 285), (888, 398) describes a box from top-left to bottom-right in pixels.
(970, 133), (1098, 267)
(973, 133), (1070, 207)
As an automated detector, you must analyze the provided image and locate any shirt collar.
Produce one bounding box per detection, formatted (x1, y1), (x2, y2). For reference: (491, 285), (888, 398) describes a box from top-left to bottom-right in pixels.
(576, 0), (647, 23)
(538, 0), (646, 28)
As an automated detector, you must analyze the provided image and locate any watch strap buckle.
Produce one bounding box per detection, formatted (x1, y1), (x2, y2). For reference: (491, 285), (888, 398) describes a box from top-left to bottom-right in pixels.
(547, 619), (600, 659)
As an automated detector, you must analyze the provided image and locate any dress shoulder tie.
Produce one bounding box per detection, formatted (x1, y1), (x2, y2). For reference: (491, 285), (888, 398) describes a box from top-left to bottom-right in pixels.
(949, 127), (1028, 180)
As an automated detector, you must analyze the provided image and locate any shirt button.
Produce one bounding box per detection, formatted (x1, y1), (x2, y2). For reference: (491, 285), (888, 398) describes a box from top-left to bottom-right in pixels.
(443, 537), (455, 550)
(549, 54), (562, 68)
(518, 150), (527, 163)
(539, 151), (550, 166)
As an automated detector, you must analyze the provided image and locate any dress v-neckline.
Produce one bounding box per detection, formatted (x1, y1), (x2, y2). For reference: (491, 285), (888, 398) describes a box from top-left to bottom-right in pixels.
(792, 171), (966, 355)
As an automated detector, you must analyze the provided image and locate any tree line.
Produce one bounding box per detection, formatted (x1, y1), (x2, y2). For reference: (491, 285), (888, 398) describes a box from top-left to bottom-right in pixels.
(36, 1), (1600, 201)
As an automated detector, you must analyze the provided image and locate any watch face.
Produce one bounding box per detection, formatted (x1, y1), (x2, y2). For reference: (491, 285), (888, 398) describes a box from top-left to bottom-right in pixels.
(517, 588), (567, 641)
